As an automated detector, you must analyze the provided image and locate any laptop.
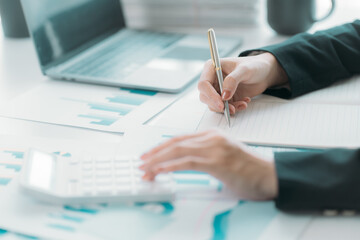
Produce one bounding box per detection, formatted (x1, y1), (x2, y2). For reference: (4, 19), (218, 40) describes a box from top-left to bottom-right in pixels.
(20, 0), (242, 93)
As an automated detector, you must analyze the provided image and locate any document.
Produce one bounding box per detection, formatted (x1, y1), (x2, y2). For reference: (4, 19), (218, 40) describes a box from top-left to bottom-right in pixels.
(0, 134), (351, 240)
(149, 87), (207, 132)
(198, 100), (360, 148)
(152, 76), (360, 148)
(0, 134), (317, 240)
(0, 81), (180, 133)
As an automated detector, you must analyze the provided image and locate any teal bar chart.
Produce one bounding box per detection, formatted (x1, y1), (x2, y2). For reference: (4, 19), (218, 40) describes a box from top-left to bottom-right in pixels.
(0, 81), (179, 133)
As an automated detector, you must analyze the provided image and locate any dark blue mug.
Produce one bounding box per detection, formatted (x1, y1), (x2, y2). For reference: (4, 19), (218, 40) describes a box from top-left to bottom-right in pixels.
(0, 0), (29, 38)
(267, 0), (336, 35)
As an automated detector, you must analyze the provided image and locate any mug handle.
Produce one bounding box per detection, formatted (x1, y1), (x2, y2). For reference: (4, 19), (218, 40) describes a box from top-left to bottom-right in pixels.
(312, 0), (336, 22)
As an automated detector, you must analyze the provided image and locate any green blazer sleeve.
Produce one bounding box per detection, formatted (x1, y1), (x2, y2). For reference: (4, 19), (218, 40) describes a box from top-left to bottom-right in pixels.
(240, 20), (360, 99)
(274, 149), (360, 211)
(240, 21), (360, 211)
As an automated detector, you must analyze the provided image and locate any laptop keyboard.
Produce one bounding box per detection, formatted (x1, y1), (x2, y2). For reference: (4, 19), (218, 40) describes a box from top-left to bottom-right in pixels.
(60, 31), (183, 80)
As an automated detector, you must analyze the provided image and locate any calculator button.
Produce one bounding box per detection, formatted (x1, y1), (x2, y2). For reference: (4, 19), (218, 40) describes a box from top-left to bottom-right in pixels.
(136, 184), (157, 193)
(67, 182), (80, 195)
(114, 170), (131, 176)
(82, 174), (94, 181)
(115, 186), (131, 193)
(134, 172), (144, 178)
(96, 186), (114, 195)
(81, 158), (94, 164)
(96, 190), (114, 196)
(115, 178), (131, 185)
(95, 172), (112, 178)
(114, 162), (130, 169)
(82, 165), (94, 171)
(132, 161), (142, 168)
(156, 175), (171, 183)
(95, 163), (112, 170)
(68, 167), (81, 180)
(95, 158), (112, 164)
(114, 156), (130, 162)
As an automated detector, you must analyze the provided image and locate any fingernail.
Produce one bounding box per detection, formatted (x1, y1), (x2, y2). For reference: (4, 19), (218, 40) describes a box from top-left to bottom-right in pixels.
(222, 90), (231, 100)
(237, 104), (247, 111)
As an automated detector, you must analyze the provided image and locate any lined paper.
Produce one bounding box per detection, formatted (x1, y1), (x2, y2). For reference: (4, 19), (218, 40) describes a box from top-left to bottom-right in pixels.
(258, 75), (360, 105)
(197, 101), (360, 148)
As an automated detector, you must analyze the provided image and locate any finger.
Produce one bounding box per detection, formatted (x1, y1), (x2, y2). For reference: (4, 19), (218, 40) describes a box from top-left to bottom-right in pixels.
(140, 143), (208, 170)
(199, 60), (217, 85)
(200, 93), (224, 112)
(228, 103), (236, 115)
(198, 81), (223, 108)
(198, 59), (237, 107)
(209, 106), (223, 113)
(149, 156), (211, 175)
(222, 66), (249, 100)
(233, 101), (248, 112)
(244, 97), (251, 103)
(142, 171), (156, 181)
(141, 132), (208, 160)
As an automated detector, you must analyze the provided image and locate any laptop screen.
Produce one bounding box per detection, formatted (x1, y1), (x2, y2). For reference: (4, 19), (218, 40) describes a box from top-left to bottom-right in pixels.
(21, 0), (125, 70)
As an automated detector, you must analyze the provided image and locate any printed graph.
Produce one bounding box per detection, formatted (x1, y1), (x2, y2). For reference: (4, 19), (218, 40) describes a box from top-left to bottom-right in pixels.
(62, 88), (157, 127)
(1, 81), (179, 133)
(46, 205), (102, 233)
(211, 201), (278, 240)
(0, 149), (25, 187)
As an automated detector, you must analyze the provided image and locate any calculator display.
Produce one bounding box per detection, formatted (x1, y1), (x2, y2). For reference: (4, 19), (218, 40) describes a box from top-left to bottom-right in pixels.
(28, 151), (55, 190)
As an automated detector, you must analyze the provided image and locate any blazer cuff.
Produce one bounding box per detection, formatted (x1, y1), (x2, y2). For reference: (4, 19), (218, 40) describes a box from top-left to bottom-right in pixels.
(274, 149), (360, 211)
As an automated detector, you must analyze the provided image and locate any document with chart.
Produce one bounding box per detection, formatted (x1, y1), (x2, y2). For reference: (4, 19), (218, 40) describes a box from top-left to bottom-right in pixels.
(0, 81), (180, 133)
(197, 76), (360, 148)
(0, 135), (320, 240)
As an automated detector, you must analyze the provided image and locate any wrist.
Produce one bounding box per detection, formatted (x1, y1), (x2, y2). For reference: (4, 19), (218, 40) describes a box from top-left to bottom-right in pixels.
(242, 151), (279, 200)
(262, 52), (288, 88)
(260, 160), (278, 200)
(249, 155), (278, 200)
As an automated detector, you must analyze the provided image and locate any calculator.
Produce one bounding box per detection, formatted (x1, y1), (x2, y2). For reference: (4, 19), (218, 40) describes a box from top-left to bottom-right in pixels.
(19, 149), (175, 204)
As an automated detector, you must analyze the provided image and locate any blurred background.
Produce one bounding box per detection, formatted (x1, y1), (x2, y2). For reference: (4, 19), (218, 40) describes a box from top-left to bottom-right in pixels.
(0, 0), (359, 39)
(120, 0), (359, 32)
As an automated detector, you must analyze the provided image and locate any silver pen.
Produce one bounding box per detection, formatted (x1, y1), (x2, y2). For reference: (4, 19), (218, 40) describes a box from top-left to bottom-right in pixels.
(207, 28), (231, 127)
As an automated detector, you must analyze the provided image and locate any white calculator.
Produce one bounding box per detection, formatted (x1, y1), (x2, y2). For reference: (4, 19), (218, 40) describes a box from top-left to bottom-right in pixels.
(19, 149), (175, 204)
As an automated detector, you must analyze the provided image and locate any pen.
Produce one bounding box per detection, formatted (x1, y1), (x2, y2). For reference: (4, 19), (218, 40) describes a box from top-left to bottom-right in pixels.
(207, 28), (231, 127)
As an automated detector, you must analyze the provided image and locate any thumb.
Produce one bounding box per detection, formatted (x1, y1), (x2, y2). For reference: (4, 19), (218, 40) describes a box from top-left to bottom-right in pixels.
(222, 67), (244, 101)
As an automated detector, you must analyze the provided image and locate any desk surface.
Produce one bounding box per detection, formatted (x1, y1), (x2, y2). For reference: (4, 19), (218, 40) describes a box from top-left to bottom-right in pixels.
(0, 0), (359, 239)
(0, 0), (358, 141)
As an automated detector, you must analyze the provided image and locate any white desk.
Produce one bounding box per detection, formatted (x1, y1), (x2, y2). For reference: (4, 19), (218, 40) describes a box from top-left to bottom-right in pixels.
(0, 1), (359, 239)
(0, 0), (358, 141)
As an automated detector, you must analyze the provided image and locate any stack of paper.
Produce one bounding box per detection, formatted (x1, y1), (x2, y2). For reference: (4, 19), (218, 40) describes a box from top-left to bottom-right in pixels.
(120, 0), (260, 28)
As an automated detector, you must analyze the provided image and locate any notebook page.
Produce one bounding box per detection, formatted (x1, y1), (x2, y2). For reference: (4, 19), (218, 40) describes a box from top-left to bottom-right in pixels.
(197, 101), (360, 148)
(258, 75), (360, 105)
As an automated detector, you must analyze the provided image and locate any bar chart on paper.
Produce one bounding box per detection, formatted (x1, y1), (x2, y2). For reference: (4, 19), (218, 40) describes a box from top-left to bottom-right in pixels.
(0, 81), (179, 133)
(0, 149), (25, 192)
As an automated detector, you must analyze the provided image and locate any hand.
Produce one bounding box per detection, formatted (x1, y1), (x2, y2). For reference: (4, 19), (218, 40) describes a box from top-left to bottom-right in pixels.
(140, 130), (278, 201)
(198, 52), (288, 114)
